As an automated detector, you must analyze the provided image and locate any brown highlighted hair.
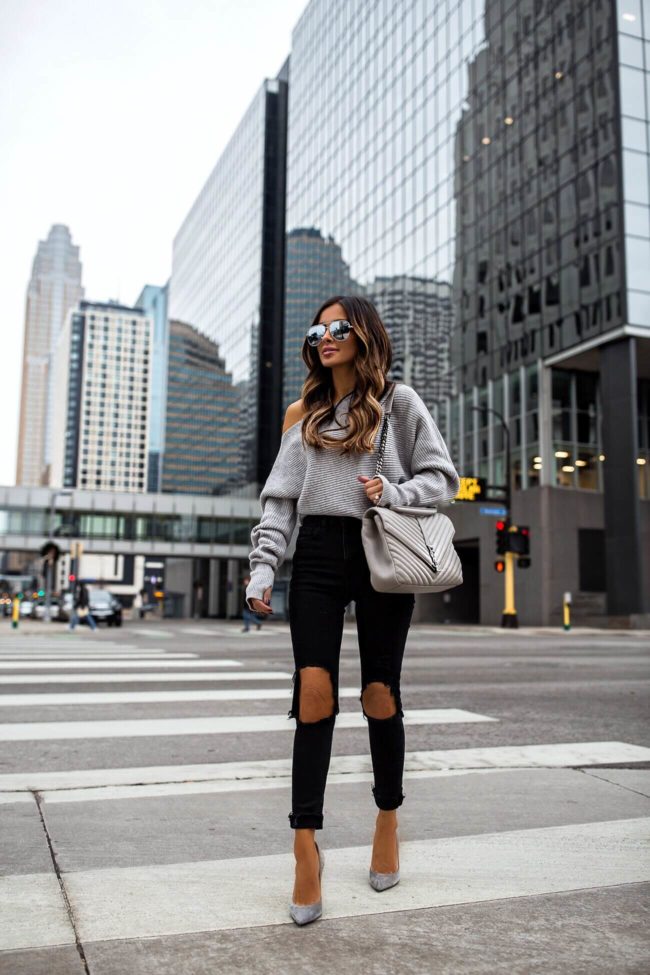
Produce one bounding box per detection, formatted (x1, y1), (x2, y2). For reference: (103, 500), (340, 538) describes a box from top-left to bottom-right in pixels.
(299, 295), (394, 455)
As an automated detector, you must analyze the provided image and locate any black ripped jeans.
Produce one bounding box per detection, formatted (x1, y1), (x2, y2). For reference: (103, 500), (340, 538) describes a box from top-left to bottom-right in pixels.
(287, 514), (416, 830)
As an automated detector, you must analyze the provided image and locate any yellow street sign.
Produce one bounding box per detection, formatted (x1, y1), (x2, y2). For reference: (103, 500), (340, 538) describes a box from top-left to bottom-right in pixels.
(455, 476), (486, 502)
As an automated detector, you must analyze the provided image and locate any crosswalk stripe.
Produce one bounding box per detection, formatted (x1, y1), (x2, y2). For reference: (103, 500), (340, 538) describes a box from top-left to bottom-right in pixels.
(0, 668), (286, 685)
(0, 708), (495, 742)
(1, 817), (646, 949)
(0, 687), (359, 706)
(0, 659), (243, 670)
(179, 627), (223, 636)
(1, 740), (646, 804)
(0, 654), (199, 661)
(128, 628), (173, 638)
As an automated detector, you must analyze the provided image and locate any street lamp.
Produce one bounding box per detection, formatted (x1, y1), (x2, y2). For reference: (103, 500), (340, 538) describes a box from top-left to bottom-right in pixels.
(44, 489), (73, 623)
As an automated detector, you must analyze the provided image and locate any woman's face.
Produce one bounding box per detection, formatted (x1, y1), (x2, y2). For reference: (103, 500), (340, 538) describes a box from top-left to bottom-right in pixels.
(315, 302), (359, 371)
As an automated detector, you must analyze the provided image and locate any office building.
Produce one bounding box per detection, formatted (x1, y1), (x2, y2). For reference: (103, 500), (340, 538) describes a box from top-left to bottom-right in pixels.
(136, 284), (169, 492)
(169, 63), (289, 491)
(50, 300), (153, 493)
(161, 320), (240, 495)
(16, 224), (84, 486)
(283, 0), (649, 625)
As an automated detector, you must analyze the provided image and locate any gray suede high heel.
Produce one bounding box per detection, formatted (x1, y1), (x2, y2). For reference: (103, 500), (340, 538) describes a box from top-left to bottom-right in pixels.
(369, 827), (400, 891)
(289, 841), (325, 925)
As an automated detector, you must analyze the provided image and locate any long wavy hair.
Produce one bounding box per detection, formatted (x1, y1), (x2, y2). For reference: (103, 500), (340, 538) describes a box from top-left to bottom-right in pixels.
(299, 295), (394, 455)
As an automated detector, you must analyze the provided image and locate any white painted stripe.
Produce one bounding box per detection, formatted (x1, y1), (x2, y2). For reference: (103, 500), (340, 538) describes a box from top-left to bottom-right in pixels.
(0, 654), (199, 661)
(0, 668), (291, 686)
(1, 817), (644, 949)
(0, 708), (494, 742)
(0, 659), (243, 670)
(2, 741), (646, 802)
(0, 873), (74, 950)
(179, 628), (223, 637)
(128, 628), (173, 638)
(0, 686), (357, 707)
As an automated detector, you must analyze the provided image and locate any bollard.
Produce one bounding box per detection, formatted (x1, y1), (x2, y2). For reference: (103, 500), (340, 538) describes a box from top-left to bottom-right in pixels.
(11, 595), (20, 630)
(563, 591), (572, 632)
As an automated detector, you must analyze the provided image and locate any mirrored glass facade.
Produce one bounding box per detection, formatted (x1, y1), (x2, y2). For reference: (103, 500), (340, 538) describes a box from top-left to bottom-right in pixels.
(617, 0), (650, 327)
(170, 69), (288, 493)
(284, 0), (647, 484)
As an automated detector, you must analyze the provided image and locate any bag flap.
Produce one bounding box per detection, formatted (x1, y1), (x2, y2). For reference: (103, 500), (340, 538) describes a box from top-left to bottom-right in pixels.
(365, 507), (455, 568)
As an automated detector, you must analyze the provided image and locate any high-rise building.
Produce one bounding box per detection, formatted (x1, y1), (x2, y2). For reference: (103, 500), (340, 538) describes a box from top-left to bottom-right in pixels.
(16, 224), (84, 486)
(161, 320), (240, 495)
(50, 300), (153, 493)
(284, 0), (650, 624)
(169, 62), (289, 491)
(135, 284), (169, 492)
(283, 227), (362, 410)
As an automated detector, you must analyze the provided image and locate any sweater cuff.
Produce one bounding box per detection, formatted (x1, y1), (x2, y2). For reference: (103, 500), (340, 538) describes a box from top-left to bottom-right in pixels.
(376, 474), (399, 508)
(246, 563), (275, 610)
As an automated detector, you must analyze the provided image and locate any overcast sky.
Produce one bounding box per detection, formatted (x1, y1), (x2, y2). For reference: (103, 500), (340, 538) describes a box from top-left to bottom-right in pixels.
(0, 0), (306, 486)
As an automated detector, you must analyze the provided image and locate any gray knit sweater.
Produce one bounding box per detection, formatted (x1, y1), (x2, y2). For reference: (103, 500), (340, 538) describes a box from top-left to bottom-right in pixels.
(245, 382), (460, 610)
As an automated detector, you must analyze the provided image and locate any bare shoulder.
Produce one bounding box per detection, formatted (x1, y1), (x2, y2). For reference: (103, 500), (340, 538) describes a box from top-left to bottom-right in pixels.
(282, 399), (306, 434)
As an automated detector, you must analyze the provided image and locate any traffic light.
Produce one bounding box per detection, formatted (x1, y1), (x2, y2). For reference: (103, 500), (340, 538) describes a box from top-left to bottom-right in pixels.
(509, 526), (530, 557)
(494, 559), (505, 573)
(495, 519), (509, 555)
(68, 573), (76, 583)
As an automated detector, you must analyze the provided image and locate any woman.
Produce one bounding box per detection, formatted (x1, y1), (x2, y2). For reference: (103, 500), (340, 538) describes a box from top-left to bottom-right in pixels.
(246, 295), (459, 925)
(68, 581), (97, 632)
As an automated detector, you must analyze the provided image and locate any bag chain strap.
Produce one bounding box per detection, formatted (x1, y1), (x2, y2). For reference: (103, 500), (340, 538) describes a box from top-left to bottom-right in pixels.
(372, 382), (438, 572)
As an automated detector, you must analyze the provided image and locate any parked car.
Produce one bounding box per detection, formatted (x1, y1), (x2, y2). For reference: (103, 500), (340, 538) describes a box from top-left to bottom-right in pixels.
(88, 589), (123, 627)
(34, 599), (61, 620)
(19, 598), (34, 618)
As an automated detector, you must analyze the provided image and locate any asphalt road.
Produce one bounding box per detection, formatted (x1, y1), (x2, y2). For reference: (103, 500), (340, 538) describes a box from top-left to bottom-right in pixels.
(0, 617), (649, 974)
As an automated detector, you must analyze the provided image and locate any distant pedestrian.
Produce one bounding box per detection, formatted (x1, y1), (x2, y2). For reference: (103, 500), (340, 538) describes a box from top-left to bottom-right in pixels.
(68, 582), (97, 632)
(241, 574), (263, 632)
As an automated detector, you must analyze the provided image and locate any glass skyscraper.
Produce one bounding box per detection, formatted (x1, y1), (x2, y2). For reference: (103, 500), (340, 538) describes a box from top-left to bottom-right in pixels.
(170, 64), (289, 492)
(162, 320), (241, 495)
(284, 0), (649, 623)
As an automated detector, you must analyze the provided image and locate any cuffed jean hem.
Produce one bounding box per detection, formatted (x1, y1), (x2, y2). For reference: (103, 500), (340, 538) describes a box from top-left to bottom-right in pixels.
(288, 812), (324, 829)
(371, 785), (405, 811)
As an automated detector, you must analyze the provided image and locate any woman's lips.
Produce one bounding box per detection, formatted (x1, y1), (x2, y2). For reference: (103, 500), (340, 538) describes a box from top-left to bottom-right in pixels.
(322, 348), (337, 357)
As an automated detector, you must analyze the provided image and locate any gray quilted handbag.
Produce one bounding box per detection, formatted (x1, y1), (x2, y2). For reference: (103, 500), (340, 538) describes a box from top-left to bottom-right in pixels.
(361, 382), (463, 594)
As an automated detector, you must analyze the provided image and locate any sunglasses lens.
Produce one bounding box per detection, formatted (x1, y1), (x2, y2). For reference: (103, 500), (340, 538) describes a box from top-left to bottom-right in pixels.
(330, 320), (351, 340)
(307, 325), (325, 346)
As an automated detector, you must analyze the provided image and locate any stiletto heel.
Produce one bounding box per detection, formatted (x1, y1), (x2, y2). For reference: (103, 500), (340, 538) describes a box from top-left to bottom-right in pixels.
(369, 827), (400, 891)
(289, 840), (324, 925)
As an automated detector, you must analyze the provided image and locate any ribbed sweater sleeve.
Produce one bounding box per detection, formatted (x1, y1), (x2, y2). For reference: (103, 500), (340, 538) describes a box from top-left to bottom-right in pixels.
(245, 423), (305, 611)
(376, 386), (460, 508)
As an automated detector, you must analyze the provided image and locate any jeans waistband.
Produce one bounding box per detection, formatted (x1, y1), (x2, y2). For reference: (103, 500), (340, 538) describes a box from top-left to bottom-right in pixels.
(301, 514), (361, 530)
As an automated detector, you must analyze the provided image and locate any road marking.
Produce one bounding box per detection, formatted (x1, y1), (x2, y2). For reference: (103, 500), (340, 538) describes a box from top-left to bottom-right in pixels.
(0, 687), (359, 707)
(2, 740), (647, 803)
(0, 873), (74, 950)
(1, 817), (646, 949)
(128, 628), (173, 638)
(0, 708), (495, 742)
(0, 653), (199, 661)
(0, 659), (244, 670)
(179, 627), (225, 637)
(0, 668), (294, 685)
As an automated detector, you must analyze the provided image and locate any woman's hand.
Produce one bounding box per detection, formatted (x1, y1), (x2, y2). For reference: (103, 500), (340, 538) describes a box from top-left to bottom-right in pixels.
(358, 474), (383, 504)
(249, 586), (273, 615)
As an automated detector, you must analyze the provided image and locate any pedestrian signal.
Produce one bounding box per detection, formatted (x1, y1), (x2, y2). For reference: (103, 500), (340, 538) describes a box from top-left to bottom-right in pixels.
(494, 559), (506, 573)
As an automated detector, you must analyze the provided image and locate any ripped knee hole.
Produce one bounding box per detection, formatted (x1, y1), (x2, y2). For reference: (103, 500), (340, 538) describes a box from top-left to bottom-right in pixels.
(297, 666), (335, 723)
(361, 681), (398, 719)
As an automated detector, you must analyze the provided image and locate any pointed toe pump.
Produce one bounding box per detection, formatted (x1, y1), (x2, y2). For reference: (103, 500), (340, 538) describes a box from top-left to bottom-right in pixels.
(289, 841), (325, 925)
(369, 828), (400, 892)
